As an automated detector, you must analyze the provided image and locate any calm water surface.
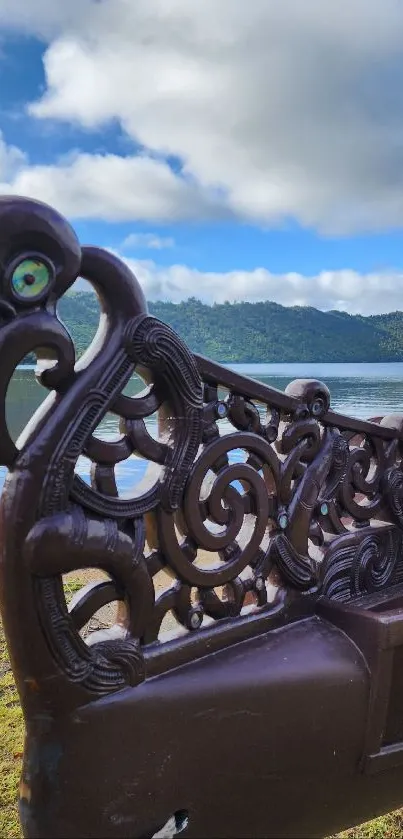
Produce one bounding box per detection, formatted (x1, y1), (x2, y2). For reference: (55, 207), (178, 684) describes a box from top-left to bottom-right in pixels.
(3, 362), (403, 494)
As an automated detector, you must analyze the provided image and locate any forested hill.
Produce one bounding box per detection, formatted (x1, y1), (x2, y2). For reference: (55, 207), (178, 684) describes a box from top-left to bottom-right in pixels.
(56, 293), (403, 363)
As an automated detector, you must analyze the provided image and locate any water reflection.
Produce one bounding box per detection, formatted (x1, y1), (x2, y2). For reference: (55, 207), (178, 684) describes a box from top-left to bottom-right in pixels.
(3, 362), (403, 494)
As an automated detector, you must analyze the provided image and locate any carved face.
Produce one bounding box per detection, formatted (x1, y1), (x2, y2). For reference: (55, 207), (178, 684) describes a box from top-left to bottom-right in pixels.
(0, 195), (81, 323)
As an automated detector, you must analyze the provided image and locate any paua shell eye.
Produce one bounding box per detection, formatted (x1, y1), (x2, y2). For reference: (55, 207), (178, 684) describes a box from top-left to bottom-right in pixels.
(10, 258), (53, 301)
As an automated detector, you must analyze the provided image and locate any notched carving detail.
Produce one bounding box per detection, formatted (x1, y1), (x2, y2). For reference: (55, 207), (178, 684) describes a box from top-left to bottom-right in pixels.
(320, 526), (403, 601)
(268, 532), (317, 590)
(381, 465), (403, 526)
(0, 196), (403, 713)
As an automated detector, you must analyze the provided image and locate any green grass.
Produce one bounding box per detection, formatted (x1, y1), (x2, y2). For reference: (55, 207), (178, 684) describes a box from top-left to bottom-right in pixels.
(0, 577), (83, 838)
(1, 599), (403, 839)
(333, 812), (403, 838)
(0, 620), (23, 838)
(63, 576), (85, 603)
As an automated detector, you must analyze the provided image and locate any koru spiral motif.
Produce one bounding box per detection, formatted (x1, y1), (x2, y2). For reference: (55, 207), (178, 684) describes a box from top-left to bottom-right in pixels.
(0, 195), (403, 710)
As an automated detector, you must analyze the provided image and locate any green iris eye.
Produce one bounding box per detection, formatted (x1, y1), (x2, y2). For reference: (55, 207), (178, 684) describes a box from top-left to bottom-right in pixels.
(11, 259), (51, 299)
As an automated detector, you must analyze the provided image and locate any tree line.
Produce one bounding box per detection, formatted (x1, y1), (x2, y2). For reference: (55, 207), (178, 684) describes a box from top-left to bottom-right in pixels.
(53, 293), (403, 363)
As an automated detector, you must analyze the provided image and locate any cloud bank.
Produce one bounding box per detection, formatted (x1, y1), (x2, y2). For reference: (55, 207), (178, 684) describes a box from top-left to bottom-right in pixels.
(1, 1), (403, 232)
(114, 255), (403, 316)
(2, 1), (403, 315)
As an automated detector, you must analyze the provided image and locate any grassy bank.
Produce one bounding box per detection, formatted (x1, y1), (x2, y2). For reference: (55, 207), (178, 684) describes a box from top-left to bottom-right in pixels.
(0, 618), (23, 839)
(0, 577), (83, 838)
(1, 598), (403, 839)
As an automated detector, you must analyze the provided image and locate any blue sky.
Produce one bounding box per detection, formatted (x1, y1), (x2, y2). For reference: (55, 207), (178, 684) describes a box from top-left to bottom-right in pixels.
(1, 1), (403, 313)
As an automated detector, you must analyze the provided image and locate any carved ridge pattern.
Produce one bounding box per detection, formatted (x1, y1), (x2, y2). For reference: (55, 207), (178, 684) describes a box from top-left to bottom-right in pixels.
(381, 466), (403, 526)
(320, 526), (403, 601)
(1, 198), (403, 704)
(31, 309), (204, 694)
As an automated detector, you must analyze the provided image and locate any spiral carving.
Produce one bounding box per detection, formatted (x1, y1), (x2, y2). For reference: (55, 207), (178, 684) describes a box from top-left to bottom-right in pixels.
(1, 197), (403, 707)
(321, 526), (403, 601)
(381, 466), (403, 525)
(158, 432), (278, 589)
(354, 531), (397, 592)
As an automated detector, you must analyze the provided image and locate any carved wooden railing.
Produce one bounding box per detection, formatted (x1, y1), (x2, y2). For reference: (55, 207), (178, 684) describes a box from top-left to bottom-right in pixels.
(2, 196), (403, 838)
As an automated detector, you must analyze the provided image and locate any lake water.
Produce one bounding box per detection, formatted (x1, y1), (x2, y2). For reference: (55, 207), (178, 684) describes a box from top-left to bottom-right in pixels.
(3, 362), (403, 495)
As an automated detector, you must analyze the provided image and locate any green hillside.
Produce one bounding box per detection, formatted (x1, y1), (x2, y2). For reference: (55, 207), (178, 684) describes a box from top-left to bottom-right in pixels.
(55, 293), (403, 363)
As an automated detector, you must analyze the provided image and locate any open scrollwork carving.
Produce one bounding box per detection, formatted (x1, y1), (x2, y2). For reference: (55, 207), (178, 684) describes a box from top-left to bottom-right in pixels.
(1, 197), (403, 708)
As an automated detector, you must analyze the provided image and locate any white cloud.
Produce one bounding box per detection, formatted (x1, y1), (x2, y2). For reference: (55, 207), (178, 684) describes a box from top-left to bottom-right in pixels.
(0, 0), (94, 38)
(7, 0), (402, 234)
(2, 1), (403, 232)
(0, 144), (226, 222)
(0, 131), (27, 180)
(121, 232), (175, 251)
(115, 254), (403, 316)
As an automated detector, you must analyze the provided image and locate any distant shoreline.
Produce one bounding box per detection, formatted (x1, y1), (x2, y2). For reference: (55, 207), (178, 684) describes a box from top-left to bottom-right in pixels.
(16, 361), (403, 371)
(39, 295), (403, 364)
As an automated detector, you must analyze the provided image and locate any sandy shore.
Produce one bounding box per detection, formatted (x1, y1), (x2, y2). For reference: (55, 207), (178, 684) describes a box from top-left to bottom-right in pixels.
(63, 549), (236, 639)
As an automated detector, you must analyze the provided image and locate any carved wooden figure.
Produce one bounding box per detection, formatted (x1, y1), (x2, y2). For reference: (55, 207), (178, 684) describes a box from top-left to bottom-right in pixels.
(2, 196), (403, 837)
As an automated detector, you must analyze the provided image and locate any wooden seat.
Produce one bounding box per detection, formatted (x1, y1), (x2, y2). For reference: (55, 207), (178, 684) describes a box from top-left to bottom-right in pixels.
(1, 196), (403, 837)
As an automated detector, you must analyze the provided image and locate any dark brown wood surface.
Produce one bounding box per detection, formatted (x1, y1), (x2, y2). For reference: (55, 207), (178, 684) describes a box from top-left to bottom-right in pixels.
(1, 196), (403, 837)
